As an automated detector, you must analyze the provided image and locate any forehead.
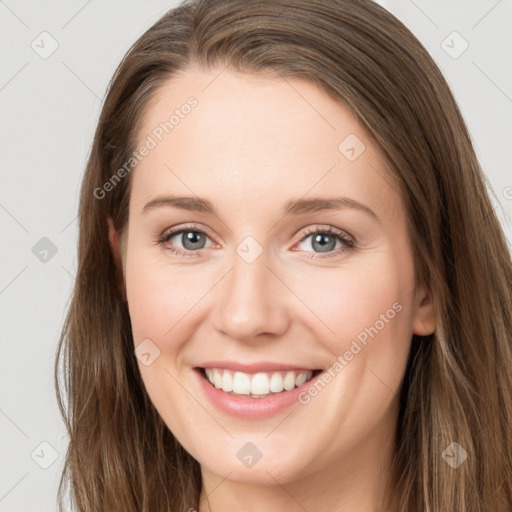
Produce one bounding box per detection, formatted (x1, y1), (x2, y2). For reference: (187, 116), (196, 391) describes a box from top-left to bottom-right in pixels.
(130, 68), (400, 222)
(138, 67), (362, 153)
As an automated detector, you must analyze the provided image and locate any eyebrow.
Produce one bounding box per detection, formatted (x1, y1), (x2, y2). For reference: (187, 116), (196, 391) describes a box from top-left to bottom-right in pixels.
(142, 195), (380, 222)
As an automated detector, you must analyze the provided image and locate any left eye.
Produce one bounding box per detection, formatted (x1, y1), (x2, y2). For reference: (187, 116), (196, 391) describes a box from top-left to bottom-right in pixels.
(297, 230), (343, 254)
(293, 226), (354, 258)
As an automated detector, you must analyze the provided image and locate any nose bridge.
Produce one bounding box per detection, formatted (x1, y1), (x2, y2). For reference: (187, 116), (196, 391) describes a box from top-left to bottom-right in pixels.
(212, 241), (289, 341)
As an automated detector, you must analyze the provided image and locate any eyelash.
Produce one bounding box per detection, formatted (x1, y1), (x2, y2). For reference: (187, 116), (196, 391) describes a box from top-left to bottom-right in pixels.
(156, 223), (355, 260)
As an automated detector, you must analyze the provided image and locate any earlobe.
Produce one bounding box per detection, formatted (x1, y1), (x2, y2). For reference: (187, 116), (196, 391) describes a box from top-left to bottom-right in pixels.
(411, 284), (436, 336)
(107, 217), (127, 302)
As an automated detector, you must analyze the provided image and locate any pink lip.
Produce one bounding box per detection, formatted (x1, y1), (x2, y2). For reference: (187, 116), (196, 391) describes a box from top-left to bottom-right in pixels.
(197, 360), (317, 373)
(194, 367), (323, 420)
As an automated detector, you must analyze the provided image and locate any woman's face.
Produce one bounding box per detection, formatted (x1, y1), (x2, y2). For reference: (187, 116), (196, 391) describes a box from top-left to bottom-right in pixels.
(115, 67), (435, 489)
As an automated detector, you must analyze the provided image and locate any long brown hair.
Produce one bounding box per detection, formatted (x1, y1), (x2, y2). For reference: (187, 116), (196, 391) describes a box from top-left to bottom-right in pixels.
(54, 0), (512, 510)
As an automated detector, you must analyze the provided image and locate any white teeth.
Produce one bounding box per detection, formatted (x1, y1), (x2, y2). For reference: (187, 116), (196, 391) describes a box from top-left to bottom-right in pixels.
(269, 372), (284, 392)
(221, 371), (233, 392)
(203, 368), (314, 397)
(250, 373), (269, 395)
(232, 372), (251, 394)
(213, 369), (222, 389)
(283, 371), (296, 391)
(295, 372), (308, 387)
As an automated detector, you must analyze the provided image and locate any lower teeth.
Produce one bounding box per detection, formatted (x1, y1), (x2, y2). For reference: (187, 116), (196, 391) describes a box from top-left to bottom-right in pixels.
(236, 392), (280, 398)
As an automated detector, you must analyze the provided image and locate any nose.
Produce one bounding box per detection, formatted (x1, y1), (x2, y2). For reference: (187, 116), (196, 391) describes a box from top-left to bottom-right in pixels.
(211, 248), (291, 343)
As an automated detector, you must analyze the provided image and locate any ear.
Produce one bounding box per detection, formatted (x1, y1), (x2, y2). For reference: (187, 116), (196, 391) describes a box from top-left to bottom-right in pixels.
(411, 283), (436, 336)
(107, 217), (127, 302)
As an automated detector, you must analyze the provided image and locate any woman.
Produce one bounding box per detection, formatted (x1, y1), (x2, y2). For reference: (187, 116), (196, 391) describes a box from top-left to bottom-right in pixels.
(54, 0), (512, 510)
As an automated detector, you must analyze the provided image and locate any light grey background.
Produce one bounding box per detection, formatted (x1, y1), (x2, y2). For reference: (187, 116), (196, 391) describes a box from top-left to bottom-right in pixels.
(1, 1), (511, 510)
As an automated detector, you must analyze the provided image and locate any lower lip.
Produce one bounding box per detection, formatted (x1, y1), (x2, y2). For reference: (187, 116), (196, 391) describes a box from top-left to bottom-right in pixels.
(195, 368), (322, 419)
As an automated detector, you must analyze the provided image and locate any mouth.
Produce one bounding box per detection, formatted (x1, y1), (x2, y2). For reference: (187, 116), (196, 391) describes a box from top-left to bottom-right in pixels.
(197, 367), (322, 399)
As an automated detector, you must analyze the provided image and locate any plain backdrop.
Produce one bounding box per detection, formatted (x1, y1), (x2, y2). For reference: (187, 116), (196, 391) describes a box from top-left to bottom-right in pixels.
(1, 0), (511, 510)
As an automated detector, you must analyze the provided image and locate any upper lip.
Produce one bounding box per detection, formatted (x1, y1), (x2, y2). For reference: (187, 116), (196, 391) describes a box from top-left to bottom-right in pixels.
(196, 361), (321, 372)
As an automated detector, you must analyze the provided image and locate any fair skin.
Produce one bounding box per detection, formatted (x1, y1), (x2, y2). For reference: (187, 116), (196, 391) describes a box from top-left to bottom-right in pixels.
(109, 67), (436, 511)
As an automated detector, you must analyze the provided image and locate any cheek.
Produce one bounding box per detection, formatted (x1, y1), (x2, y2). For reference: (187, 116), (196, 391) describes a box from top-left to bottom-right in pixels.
(124, 249), (209, 443)
(288, 250), (415, 405)
(290, 253), (412, 343)
(125, 245), (205, 344)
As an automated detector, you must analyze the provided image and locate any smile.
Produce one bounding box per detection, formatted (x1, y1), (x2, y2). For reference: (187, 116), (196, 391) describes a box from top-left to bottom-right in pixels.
(201, 367), (320, 398)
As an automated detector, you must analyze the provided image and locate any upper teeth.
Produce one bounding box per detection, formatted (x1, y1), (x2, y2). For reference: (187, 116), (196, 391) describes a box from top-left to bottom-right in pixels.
(204, 368), (313, 396)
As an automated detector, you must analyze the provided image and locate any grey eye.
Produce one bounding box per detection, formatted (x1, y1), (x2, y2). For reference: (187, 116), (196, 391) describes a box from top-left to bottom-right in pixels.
(168, 230), (209, 251)
(298, 232), (342, 253)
